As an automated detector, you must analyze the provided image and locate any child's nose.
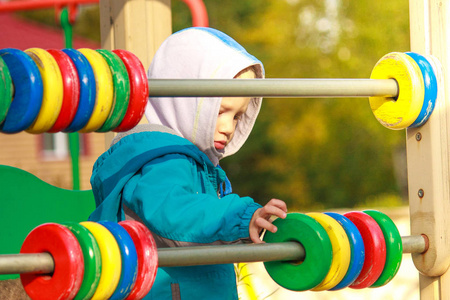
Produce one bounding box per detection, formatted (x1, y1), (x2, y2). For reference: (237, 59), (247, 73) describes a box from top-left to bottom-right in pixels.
(218, 117), (235, 137)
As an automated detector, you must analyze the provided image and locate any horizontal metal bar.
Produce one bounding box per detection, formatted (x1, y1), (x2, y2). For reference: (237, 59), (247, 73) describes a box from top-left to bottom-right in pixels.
(402, 234), (428, 254)
(0, 253), (54, 275)
(158, 242), (304, 267)
(148, 78), (399, 98)
(0, 235), (428, 274)
(0, 235), (427, 275)
(0, 243), (302, 275)
(158, 234), (427, 267)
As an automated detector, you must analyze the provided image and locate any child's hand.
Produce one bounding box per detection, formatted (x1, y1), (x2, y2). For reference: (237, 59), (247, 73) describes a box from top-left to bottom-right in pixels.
(249, 199), (287, 243)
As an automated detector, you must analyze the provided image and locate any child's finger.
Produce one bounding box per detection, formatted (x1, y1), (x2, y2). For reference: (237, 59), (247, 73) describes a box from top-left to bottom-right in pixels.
(267, 198), (288, 211)
(261, 205), (287, 219)
(250, 227), (263, 243)
(255, 217), (277, 233)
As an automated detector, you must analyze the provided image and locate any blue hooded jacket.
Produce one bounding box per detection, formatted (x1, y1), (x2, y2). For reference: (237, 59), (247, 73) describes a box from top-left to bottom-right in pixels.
(89, 125), (261, 299)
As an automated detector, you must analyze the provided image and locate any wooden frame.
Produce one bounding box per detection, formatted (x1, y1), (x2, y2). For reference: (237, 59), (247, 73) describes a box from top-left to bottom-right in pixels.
(99, 0), (172, 146)
(99, 0), (172, 69)
(407, 0), (450, 299)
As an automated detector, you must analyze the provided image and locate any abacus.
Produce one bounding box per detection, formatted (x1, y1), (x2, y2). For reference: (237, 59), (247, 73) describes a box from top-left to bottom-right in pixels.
(0, 210), (427, 299)
(0, 49), (440, 132)
(0, 0), (449, 299)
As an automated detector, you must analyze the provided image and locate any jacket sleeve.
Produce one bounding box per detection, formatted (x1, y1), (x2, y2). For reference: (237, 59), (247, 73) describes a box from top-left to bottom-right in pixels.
(122, 153), (262, 244)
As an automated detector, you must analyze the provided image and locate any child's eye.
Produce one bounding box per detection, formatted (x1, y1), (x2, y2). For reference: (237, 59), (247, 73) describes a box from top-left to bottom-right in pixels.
(234, 114), (242, 121)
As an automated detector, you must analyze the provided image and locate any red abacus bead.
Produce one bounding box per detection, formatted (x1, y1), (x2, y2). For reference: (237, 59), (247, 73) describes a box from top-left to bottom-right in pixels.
(119, 220), (158, 300)
(47, 49), (80, 132)
(344, 211), (387, 289)
(20, 223), (84, 300)
(112, 50), (148, 132)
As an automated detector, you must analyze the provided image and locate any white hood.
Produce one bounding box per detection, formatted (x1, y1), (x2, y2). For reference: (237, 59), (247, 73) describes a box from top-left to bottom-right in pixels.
(145, 27), (265, 165)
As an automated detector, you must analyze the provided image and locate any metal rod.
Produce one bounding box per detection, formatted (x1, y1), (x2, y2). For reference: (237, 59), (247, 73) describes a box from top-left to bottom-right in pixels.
(402, 234), (428, 254)
(148, 78), (399, 98)
(0, 235), (427, 275)
(158, 242), (304, 267)
(0, 253), (54, 275)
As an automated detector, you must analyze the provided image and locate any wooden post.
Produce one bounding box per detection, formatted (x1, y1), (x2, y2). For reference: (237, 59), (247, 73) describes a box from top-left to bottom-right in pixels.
(99, 0), (171, 69)
(408, 0), (450, 299)
(99, 0), (172, 146)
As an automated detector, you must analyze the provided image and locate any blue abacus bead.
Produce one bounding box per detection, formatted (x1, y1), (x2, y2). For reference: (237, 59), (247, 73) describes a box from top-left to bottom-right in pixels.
(325, 212), (365, 290)
(98, 220), (138, 300)
(0, 48), (43, 133)
(62, 48), (96, 132)
(406, 52), (438, 128)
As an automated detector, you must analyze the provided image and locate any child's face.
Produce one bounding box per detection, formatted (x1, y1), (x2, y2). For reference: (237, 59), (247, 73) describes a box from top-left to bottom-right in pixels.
(214, 68), (255, 151)
(214, 97), (252, 150)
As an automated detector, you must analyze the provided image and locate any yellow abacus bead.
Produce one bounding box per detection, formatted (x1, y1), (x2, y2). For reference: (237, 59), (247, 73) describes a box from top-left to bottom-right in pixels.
(80, 221), (122, 300)
(78, 48), (114, 132)
(24, 48), (63, 133)
(307, 212), (351, 291)
(369, 52), (424, 130)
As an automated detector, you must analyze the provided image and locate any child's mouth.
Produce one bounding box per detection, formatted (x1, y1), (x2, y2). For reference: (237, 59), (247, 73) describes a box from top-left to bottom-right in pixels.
(214, 141), (226, 150)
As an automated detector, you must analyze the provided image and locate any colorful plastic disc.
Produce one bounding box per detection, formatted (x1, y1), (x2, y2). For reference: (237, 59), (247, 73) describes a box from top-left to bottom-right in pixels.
(47, 49), (80, 132)
(0, 55), (13, 125)
(344, 211), (387, 289)
(80, 221), (122, 300)
(20, 223), (84, 300)
(369, 52), (424, 129)
(98, 221), (138, 300)
(405, 52), (438, 128)
(63, 222), (102, 300)
(263, 213), (332, 291)
(325, 212), (365, 290)
(78, 48), (114, 132)
(96, 50), (130, 132)
(24, 48), (63, 133)
(112, 49), (148, 132)
(0, 48), (43, 133)
(61, 49), (96, 132)
(363, 210), (403, 287)
(119, 220), (158, 300)
(307, 212), (351, 291)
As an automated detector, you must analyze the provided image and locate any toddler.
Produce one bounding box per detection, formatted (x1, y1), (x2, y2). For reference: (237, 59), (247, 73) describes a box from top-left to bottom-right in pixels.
(89, 27), (287, 299)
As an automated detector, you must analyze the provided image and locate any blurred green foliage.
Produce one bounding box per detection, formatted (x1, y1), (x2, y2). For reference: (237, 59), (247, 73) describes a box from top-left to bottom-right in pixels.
(174, 0), (410, 210)
(18, 0), (410, 210)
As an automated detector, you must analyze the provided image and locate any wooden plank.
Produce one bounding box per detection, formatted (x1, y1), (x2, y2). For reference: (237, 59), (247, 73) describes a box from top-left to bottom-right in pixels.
(99, 0), (172, 70)
(408, 0), (450, 299)
(99, 0), (172, 145)
(419, 274), (439, 299)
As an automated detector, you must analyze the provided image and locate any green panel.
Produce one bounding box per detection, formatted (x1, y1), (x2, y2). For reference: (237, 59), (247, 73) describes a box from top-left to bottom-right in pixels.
(0, 165), (95, 279)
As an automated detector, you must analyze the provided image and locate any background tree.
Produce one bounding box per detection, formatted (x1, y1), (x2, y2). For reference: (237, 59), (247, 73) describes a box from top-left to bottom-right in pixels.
(173, 0), (410, 210)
